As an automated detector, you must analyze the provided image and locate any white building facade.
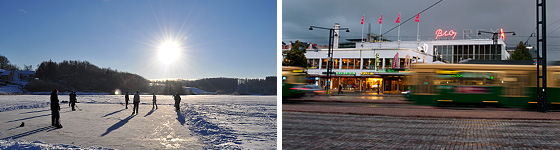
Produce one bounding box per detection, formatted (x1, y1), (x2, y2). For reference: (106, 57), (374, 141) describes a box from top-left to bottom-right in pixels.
(285, 35), (508, 94)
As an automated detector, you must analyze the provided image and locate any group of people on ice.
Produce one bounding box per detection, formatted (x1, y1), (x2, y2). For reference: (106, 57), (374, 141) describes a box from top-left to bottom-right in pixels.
(50, 89), (183, 129)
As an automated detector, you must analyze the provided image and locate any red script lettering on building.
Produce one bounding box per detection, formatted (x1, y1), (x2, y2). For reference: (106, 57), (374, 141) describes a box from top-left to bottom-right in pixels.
(435, 29), (457, 40)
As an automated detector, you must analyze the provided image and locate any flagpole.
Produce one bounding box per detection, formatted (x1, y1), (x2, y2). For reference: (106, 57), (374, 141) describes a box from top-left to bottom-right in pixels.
(379, 13), (382, 48)
(397, 12), (401, 48)
(416, 12), (420, 46)
(361, 14), (364, 44)
(398, 23), (401, 48)
(417, 20), (420, 46)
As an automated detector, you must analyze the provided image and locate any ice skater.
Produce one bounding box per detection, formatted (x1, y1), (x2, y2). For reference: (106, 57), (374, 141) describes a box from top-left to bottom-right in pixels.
(173, 93), (181, 112)
(50, 89), (62, 128)
(69, 91), (77, 111)
(132, 91), (140, 115)
(124, 92), (129, 109)
(152, 93), (158, 109)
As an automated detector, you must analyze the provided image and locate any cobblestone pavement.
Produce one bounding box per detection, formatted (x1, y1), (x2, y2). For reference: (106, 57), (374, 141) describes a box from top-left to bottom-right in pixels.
(283, 112), (560, 149)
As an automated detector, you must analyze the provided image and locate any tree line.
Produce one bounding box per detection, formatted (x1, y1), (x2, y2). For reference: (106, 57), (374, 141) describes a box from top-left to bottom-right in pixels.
(26, 60), (149, 93)
(0, 55), (276, 95)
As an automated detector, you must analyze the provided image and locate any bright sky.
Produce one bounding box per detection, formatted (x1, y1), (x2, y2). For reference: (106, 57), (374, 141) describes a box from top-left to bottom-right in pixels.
(0, 0), (276, 80)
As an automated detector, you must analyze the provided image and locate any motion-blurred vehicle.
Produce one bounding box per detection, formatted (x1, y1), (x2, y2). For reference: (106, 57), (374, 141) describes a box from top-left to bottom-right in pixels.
(401, 90), (411, 99)
(409, 63), (560, 108)
(301, 85), (325, 96)
(282, 66), (307, 98)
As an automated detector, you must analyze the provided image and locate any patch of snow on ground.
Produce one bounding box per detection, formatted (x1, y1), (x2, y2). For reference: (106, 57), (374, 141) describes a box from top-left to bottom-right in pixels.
(0, 139), (112, 150)
(182, 95), (277, 149)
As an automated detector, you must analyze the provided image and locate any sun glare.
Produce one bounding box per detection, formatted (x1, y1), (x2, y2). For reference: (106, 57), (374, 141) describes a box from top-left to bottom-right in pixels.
(158, 41), (182, 65)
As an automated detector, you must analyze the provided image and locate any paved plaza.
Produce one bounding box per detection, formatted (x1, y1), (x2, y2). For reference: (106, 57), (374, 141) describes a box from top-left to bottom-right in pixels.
(283, 112), (560, 149)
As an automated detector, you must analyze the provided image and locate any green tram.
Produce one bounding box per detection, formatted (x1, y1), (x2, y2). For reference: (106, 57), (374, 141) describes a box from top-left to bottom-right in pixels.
(409, 63), (560, 108)
(282, 66), (307, 98)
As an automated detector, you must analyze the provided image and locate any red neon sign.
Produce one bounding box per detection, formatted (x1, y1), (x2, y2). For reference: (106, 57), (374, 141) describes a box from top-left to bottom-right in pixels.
(500, 28), (505, 41)
(435, 29), (457, 40)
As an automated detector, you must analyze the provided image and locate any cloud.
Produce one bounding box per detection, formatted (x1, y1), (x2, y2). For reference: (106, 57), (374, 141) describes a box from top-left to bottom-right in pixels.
(18, 9), (27, 14)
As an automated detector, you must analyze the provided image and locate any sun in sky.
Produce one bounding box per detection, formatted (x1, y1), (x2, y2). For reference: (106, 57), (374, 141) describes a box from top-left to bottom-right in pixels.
(157, 40), (183, 65)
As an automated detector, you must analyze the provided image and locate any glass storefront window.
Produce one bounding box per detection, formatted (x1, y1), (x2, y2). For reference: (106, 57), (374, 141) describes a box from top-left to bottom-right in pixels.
(307, 59), (319, 69)
(363, 58), (374, 70)
(348, 59), (355, 69)
(321, 59), (328, 69)
(433, 44), (503, 63)
(341, 59), (349, 69)
(355, 59), (361, 69)
(341, 58), (360, 69)
(333, 58), (340, 69)
(385, 58), (392, 69)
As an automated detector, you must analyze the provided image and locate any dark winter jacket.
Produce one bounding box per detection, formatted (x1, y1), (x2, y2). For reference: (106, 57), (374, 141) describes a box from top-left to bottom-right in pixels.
(50, 91), (60, 111)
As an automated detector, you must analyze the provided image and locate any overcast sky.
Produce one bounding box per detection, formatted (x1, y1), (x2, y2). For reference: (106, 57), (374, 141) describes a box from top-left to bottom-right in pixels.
(283, 0), (560, 61)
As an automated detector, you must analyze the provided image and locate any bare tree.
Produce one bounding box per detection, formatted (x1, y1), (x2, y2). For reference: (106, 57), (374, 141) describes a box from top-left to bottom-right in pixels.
(24, 64), (33, 71)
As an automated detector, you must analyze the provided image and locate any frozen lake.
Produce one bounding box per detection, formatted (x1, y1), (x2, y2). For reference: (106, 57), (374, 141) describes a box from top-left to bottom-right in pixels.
(0, 95), (277, 149)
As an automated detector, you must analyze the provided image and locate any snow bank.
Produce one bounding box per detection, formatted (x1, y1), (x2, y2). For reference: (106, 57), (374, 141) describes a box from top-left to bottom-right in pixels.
(0, 139), (112, 150)
(181, 95), (277, 149)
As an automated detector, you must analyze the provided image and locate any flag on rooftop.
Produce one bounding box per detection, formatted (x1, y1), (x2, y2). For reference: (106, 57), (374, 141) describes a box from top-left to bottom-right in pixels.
(361, 14), (364, 24)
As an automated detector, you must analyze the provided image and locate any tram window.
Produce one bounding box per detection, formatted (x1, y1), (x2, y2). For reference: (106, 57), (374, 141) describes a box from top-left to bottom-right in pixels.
(554, 73), (560, 87)
(435, 72), (502, 86)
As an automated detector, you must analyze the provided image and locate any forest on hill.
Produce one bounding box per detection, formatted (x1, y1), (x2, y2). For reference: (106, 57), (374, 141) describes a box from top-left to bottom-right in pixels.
(26, 60), (149, 93)
(22, 60), (276, 95)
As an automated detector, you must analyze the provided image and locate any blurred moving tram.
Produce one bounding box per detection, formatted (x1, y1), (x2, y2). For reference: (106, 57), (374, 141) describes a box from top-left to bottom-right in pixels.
(409, 63), (560, 108)
(282, 66), (307, 98)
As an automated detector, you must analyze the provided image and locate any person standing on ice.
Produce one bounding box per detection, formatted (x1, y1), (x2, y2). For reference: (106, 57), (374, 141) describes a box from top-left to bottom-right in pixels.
(173, 92), (181, 112)
(152, 93), (158, 109)
(69, 91), (77, 111)
(132, 91), (140, 115)
(50, 89), (62, 128)
(124, 92), (130, 109)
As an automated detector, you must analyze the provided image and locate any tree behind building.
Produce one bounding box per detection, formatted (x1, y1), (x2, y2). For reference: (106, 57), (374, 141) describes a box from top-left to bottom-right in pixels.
(508, 41), (532, 60)
(282, 40), (308, 67)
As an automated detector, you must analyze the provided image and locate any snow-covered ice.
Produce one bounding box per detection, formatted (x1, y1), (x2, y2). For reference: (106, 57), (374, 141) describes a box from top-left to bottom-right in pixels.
(183, 96), (277, 149)
(0, 95), (277, 149)
(0, 139), (111, 150)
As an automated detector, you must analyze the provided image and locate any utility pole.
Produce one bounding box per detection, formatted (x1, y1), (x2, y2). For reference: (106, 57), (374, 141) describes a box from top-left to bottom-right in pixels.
(536, 0), (547, 112)
(309, 25), (350, 94)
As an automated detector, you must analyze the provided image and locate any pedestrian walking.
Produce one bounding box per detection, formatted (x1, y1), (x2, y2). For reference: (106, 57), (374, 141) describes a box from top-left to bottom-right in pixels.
(69, 91), (77, 111)
(152, 93), (158, 109)
(173, 93), (181, 112)
(132, 91), (140, 115)
(377, 82), (380, 95)
(50, 89), (62, 128)
(125, 92), (129, 109)
(338, 84), (343, 94)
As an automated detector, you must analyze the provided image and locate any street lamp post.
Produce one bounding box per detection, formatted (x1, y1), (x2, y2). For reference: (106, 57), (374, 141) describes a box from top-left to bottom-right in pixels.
(309, 25), (350, 93)
(478, 30), (516, 60)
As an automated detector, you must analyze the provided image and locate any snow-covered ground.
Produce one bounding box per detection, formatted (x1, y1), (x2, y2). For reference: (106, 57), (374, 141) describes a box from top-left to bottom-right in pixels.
(0, 95), (277, 149)
(184, 96), (277, 149)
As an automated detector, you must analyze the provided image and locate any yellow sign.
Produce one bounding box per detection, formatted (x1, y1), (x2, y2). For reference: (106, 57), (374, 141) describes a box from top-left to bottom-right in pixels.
(361, 72), (375, 75)
(436, 70), (461, 75)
